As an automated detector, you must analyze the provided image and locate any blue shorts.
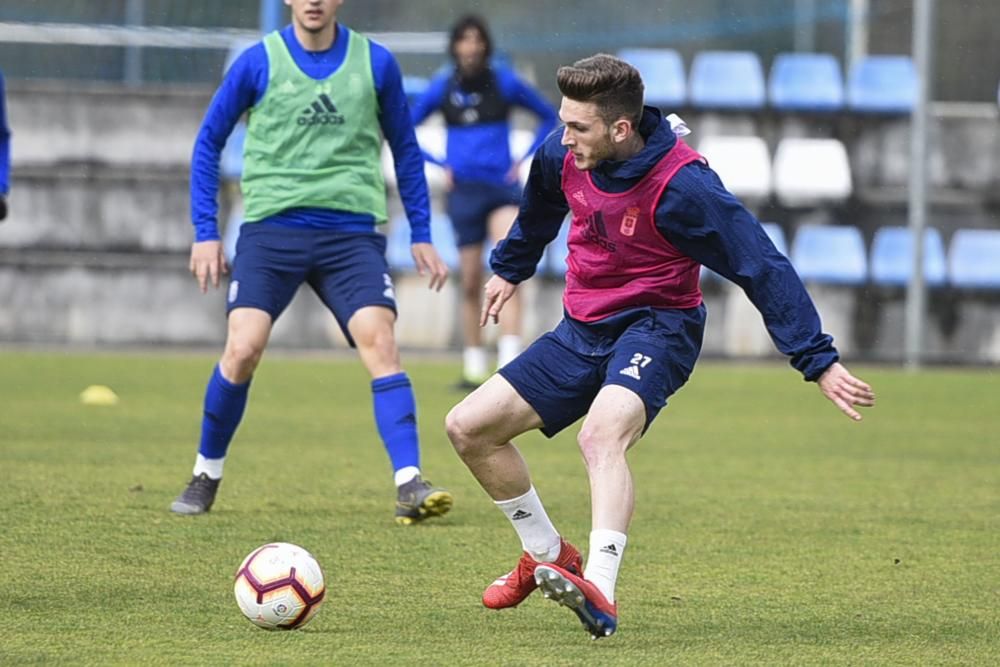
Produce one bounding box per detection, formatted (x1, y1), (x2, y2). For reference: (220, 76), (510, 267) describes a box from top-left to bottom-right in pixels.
(498, 306), (706, 437)
(446, 181), (521, 247)
(227, 222), (396, 347)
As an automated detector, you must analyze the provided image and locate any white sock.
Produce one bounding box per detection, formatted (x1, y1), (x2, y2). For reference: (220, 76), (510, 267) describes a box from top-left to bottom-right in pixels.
(497, 335), (522, 368)
(463, 346), (489, 380)
(495, 486), (561, 562)
(584, 529), (627, 603)
(394, 466), (420, 487)
(193, 454), (225, 480)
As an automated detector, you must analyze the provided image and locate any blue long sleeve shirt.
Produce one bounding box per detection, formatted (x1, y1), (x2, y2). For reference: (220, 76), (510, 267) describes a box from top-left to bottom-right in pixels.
(190, 24), (430, 243)
(0, 70), (10, 195)
(491, 106), (839, 381)
(410, 63), (557, 185)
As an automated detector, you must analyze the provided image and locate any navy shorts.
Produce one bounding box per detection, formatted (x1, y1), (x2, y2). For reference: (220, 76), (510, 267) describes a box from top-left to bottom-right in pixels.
(498, 306), (706, 437)
(446, 181), (521, 247)
(227, 222), (396, 347)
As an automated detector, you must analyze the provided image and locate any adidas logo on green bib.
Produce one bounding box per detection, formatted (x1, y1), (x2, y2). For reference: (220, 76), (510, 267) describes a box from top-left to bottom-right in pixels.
(298, 93), (345, 126)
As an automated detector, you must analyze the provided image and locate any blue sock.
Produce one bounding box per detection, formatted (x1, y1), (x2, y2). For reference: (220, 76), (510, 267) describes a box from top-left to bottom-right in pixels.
(198, 364), (251, 460)
(372, 372), (420, 473)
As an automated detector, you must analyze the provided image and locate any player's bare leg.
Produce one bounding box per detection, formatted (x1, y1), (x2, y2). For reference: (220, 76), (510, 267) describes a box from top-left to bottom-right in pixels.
(349, 305), (452, 524)
(446, 373), (543, 499)
(458, 243), (489, 386)
(488, 204), (522, 368)
(447, 374), (581, 607)
(171, 308), (272, 515)
(535, 385), (644, 638)
(349, 305), (403, 378)
(220, 308), (273, 383)
(578, 385), (645, 534)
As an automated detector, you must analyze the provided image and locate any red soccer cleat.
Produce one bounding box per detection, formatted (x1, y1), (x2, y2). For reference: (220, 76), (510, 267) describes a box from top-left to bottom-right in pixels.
(534, 563), (618, 639)
(482, 539), (582, 610)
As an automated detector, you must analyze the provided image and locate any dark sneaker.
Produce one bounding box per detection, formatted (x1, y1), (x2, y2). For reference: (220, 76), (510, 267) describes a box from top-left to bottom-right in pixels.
(170, 473), (221, 515)
(395, 476), (453, 525)
(482, 538), (582, 609)
(535, 564), (618, 639)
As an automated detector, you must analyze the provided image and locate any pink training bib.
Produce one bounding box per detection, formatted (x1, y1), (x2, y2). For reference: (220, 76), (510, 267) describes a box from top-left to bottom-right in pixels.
(560, 139), (704, 322)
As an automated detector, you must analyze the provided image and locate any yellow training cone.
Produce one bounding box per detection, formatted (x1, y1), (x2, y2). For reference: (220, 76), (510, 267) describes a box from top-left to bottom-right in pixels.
(80, 385), (119, 406)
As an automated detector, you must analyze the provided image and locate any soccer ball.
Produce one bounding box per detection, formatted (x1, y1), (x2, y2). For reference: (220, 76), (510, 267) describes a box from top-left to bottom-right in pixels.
(233, 542), (326, 630)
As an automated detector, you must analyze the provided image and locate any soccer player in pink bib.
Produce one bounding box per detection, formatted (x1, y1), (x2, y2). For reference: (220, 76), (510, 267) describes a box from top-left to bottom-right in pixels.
(445, 54), (875, 639)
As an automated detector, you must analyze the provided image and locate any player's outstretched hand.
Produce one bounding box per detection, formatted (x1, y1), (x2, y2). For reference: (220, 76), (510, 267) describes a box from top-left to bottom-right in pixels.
(817, 362), (875, 421)
(480, 274), (518, 326)
(411, 242), (449, 292)
(189, 240), (229, 294)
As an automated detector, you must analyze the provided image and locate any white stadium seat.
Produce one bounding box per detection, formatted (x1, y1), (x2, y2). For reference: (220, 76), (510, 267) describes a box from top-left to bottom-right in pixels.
(696, 135), (772, 202)
(773, 137), (852, 207)
(509, 128), (536, 187)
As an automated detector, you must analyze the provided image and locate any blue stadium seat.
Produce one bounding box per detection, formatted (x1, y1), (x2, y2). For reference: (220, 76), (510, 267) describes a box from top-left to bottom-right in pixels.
(220, 122), (246, 181)
(385, 217), (414, 271)
(430, 214), (461, 270)
(870, 226), (946, 287)
(617, 48), (686, 108)
(948, 229), (1000, 289)
(701, 223), (786, 285)
(224, 40), (255, 72)
(847, 55), (916, 113)
(402, 75), (430, 106)
(221, 204), (244, 265)
(386, 214), (460, 272)
(790, 224), (867, 285)
(542, 218), (571, 277)
(689, 51), (766, 110)
(761, 222), (788, 257)
(768, 52), (844, 112)
(217, 42), (254, 181)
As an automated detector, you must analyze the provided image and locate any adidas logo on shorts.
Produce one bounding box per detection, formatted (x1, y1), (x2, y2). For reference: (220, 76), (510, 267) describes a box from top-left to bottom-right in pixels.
(618, 365), (641, 380)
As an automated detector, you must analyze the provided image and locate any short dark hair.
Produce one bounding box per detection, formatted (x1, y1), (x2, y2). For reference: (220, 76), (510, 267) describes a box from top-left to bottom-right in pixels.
(449, 14), (493, 61)
(556, 54), (644, 126)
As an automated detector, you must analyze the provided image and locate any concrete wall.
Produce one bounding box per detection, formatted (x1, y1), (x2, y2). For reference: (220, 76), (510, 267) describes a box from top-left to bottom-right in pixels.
(1, 81), (998, 363)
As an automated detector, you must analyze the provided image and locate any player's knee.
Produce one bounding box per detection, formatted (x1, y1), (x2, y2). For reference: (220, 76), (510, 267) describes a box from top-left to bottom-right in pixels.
(577, 425), (627, 468)
(445, 403), (481, 457)
(460, 271), (482, 301)
(355, 324), (397, 356)
(460, 279), (480, 302)
(221, 340), (264, 379)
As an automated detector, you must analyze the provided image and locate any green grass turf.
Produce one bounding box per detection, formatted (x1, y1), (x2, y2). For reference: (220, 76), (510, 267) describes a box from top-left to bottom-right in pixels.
(1, 350), (997, 665)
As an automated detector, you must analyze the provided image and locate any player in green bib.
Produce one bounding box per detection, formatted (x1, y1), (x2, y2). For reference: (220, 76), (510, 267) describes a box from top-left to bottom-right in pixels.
(171, 0), (454, 525)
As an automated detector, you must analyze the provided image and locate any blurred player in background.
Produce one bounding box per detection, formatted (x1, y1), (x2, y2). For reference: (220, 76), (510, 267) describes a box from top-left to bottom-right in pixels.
(410, 15), (557, 388)
(446, 54), (875, 638)
(0, 68), (10, 221)
(171, 0), (454, 525)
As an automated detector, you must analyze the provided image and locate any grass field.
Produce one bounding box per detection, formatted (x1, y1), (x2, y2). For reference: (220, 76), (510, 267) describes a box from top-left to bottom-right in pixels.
(1, 349), (998, 665)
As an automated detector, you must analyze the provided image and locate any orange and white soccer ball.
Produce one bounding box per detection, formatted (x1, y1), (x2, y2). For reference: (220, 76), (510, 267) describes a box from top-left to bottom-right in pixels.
(233, 542), (326, 630)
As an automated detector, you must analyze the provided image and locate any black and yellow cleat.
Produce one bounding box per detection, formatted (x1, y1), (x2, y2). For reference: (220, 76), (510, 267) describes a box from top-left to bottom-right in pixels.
(395, 475), (453, 525)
